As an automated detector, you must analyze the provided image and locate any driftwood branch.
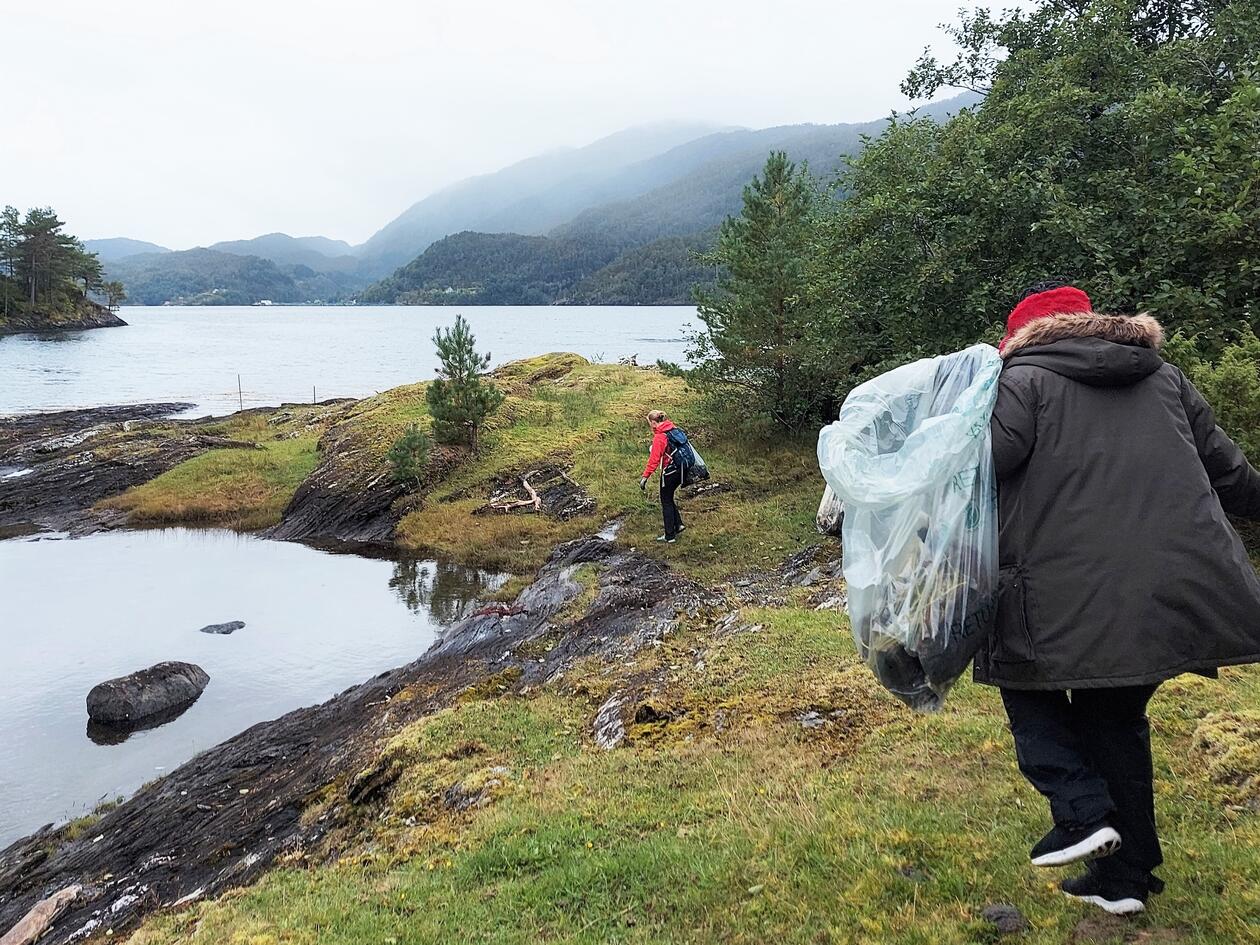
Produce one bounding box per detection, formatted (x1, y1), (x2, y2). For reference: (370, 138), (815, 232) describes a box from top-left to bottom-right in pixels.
(489, 472), (542, 513)
(520, 474), (542, 511)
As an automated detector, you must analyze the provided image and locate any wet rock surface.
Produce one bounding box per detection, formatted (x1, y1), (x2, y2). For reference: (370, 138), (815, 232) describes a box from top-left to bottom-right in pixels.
(199, 621), (246, 635)
(86, 662), (210, 724)
(267, 409), (405, 544)
(0, 535), (717, 943)
(0, 403), (206, 535)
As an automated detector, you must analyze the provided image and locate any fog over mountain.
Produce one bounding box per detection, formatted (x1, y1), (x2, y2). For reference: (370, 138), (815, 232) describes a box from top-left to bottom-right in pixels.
(6, 1), (974, 248)
(97, 94), (978, 306)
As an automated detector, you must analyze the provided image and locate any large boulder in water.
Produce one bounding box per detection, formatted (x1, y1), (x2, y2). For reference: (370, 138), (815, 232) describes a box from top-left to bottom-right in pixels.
(86, 661), (210, 724)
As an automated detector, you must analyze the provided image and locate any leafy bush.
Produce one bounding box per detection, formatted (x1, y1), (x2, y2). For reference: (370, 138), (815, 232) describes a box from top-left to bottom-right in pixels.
(1166, 326), (1260, 463)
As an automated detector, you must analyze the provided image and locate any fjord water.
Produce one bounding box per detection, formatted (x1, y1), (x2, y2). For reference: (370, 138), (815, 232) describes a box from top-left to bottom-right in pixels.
(0, 529), (505, 845)
(0, 305), (695, 415)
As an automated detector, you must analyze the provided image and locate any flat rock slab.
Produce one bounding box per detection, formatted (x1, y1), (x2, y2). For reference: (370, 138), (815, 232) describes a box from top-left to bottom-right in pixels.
(86, 661), (209, 724)
(199, 621), (245, 635)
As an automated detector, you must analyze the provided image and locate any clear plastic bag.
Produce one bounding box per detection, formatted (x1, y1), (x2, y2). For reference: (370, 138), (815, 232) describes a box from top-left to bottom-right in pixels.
(816, 486), (844, 536)
(817, 344), (1002, 712)
(684, 446), (710, 486)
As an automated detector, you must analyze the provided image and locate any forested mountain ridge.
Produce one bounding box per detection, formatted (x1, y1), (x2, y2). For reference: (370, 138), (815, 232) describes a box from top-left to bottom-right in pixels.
(354, 121), (727, 274)
(106, 248), (361, 306)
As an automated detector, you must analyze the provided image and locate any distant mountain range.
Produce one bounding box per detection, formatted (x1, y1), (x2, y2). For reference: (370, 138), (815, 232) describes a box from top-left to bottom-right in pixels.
(84, 238), (171, 263)
(97, 96), (977, 306)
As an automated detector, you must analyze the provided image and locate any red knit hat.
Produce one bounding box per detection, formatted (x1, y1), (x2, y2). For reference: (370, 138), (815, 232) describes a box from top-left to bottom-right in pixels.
(999, 286), (1093, 352)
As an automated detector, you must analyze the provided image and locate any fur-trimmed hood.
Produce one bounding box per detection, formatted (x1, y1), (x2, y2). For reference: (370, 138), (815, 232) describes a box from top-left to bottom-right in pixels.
(1001, 311), (1165, 358)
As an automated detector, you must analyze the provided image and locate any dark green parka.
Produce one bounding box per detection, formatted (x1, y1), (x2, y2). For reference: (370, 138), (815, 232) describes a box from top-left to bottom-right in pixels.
(974, 312), (1260, 690)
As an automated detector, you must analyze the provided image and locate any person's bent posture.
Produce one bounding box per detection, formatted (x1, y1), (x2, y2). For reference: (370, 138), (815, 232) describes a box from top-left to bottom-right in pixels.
(640, 410), (685, 543)
(979, 282), (1260, 916)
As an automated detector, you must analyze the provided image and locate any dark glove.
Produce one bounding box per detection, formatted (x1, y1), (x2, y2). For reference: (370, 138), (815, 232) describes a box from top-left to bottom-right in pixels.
(639, 476), (648, 491)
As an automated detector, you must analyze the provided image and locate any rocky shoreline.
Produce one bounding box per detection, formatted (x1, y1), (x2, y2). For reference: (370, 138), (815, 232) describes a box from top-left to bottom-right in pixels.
(0, 301), (127, 335)
(0, 534), (718, 943)
(0, 403), (214, 537)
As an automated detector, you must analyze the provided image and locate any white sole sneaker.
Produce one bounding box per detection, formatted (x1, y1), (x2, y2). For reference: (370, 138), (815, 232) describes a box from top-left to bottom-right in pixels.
(1031, 826), (1122, 867)
(1064, 891), (1146, 916)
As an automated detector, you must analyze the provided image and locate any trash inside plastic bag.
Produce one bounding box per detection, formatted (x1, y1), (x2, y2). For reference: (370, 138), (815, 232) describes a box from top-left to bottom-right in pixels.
(684, 446), (710, 486)
(816, 486), (843, 536)
(817, 344), (1002, 712)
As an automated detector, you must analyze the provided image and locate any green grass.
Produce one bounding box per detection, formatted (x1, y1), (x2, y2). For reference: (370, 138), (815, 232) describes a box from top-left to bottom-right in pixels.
(102, 437), (320, 530)
(129, 608), (1260, 945)
(394, 355), (822, 583)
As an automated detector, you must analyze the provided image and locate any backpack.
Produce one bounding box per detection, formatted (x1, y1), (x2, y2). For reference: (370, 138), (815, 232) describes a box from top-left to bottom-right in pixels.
(665, 427), (710, 485)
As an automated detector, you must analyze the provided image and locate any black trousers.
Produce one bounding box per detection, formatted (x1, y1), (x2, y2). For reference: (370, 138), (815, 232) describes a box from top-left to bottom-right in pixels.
(1000, 684), (1163, 891)
(660, 466), (683, 538)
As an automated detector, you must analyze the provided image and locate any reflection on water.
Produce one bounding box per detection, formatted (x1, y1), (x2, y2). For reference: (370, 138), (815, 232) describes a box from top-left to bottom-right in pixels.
(0, 528), (505, 845)
(389, 558), (508, 624)
(85, 696), (206, 746)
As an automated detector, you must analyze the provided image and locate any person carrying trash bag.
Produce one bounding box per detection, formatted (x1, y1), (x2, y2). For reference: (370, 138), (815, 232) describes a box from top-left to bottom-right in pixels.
(978, 281), (1260, 916)
(639, 410), (706, 543)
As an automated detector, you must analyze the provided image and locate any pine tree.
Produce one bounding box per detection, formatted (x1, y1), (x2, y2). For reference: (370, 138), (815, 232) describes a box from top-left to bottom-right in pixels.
(386, 423), (432, 490)
(426, 315), (504, 450)
(689, 152), (834, 431)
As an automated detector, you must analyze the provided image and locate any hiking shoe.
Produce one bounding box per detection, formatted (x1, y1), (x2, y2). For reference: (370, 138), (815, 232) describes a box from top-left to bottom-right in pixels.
(1030, 823), (1121, 868)
(1060, 872), (1147, 916)
(655, 534), (669, 542)
(678, 525), (686, 533)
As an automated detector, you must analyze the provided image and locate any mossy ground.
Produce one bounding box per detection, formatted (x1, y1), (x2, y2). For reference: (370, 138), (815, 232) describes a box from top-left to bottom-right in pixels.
(96, 355), (1260, 943)
(130, 608), (1260, 945)
(392, 354), (822, 582)
(99, 409), (329, 530)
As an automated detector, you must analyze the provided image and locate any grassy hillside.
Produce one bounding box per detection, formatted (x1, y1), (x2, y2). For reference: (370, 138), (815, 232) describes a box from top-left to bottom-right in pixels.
(91, 356), (1260, 944)
(128, 609), (1260, 945)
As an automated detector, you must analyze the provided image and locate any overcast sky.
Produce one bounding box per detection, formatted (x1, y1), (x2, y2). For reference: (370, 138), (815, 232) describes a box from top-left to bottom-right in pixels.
(5, 0), (975, 248)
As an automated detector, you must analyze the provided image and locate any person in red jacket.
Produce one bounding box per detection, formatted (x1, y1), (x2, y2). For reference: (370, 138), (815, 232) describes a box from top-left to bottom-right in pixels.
(639, 410), (685, 542)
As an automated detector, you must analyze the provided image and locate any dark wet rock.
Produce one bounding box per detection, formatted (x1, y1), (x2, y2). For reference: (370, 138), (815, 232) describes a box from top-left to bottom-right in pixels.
(633, 702), (671, 724)
(86, 662), (210, 725)
(0, 403), (202, 535)
(981, 903), (1029, 935)
(0, 300), (126, 335)
(267, 410), (408, 544)
(0, 534), (718, 943)
(199, 621), (245, 635)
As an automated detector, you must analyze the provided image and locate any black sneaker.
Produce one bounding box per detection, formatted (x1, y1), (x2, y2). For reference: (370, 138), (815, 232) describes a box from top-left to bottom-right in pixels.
(1030, 823), (1121, 868)
(1060, 872), (1147, 916)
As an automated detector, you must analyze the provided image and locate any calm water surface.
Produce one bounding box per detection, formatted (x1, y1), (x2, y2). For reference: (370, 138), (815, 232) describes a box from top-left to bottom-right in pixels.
(0, 528), (505, 845)
(0, 305), (694, 415)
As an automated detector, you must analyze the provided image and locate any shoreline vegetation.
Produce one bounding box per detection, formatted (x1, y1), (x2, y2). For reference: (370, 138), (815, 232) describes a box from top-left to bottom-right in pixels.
(2, 355), (1258, 944)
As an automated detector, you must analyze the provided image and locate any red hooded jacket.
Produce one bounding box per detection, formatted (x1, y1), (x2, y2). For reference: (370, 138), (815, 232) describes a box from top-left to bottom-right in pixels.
(642, 420), (677, 478)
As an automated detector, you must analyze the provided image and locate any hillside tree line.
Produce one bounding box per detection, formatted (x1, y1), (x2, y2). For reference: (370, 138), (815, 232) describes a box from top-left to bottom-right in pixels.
(689, 0), (1260, 445)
